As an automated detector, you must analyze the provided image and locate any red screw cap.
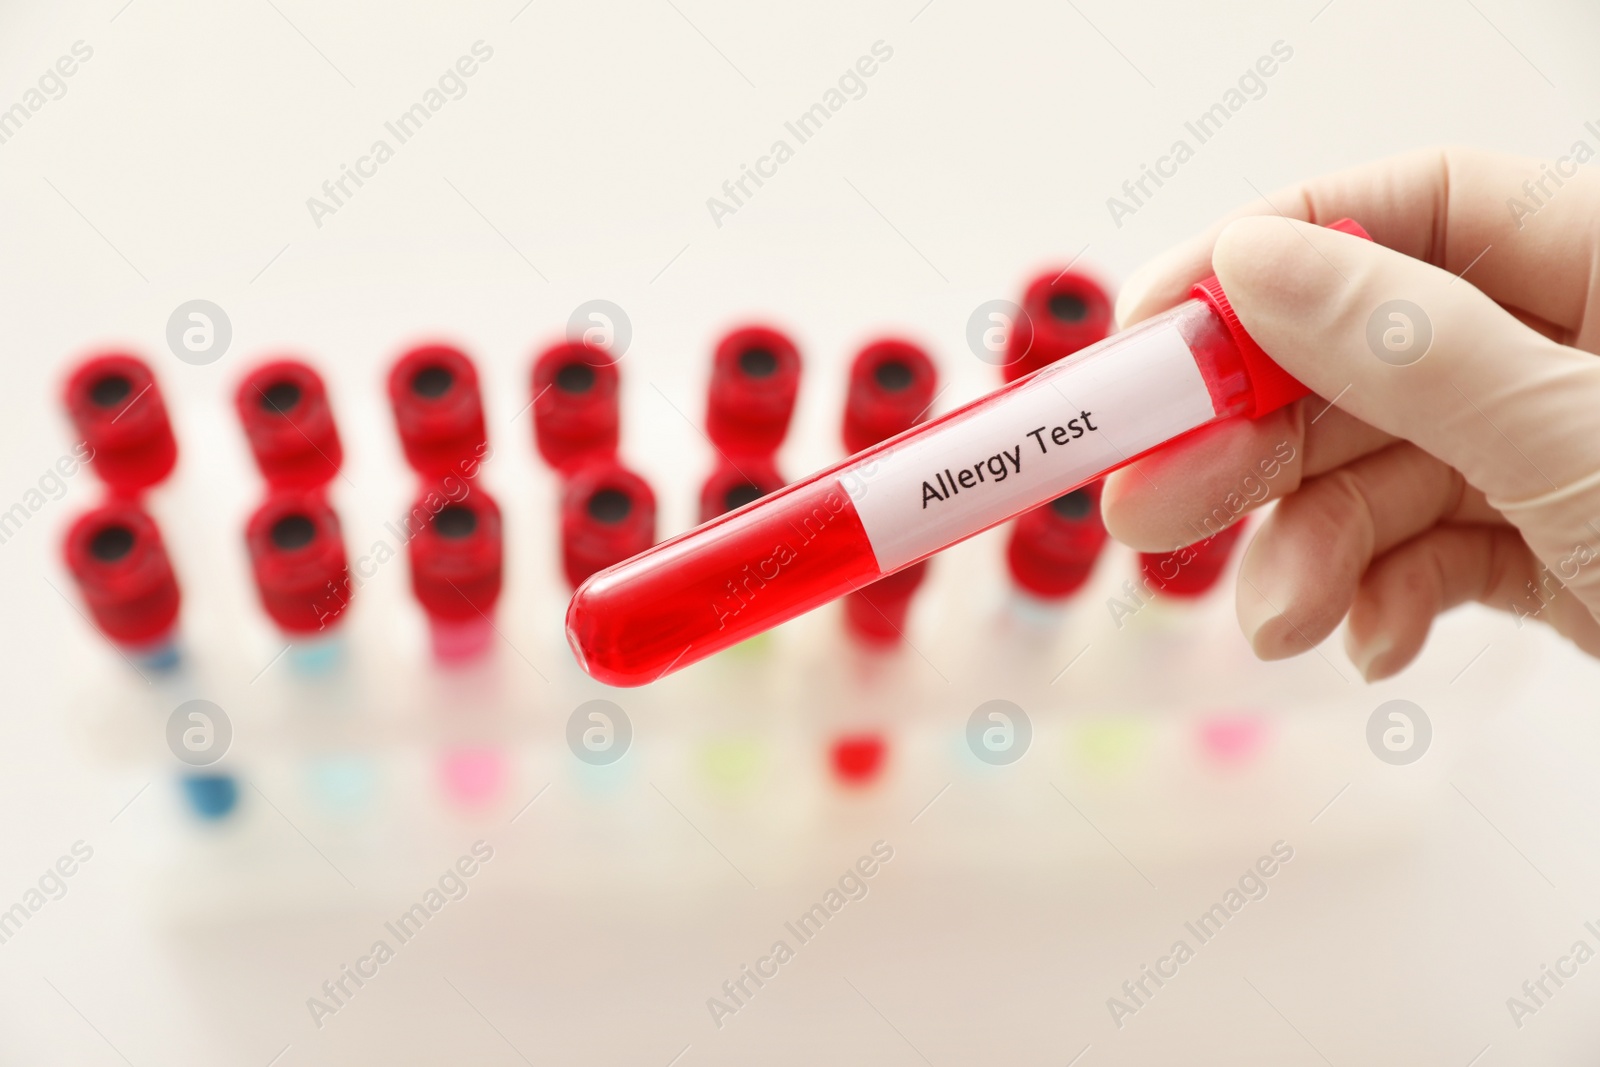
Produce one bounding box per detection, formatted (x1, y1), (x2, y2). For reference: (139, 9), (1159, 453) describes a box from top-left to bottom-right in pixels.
(705, 325), (801, 457)
(1005, 271), (1113, 382)
(235, 359), (343, 489)
(388, 344), (487, 477)
(1190, 217), (1372, 418)
(1140, 522), (1246, 599)
(698, 458), (785, 525)
(408, 486), (503, 621)
(245, 491), (352, 633)
(63, 502), (180, 646)
(561, 464), (656, 589)
(843, 561), (927, 644)
(63, 354), (177, 494)
(531, 341), (619, 473)
(1006, 482), (1110, 599)
(842, 339), (938, 455)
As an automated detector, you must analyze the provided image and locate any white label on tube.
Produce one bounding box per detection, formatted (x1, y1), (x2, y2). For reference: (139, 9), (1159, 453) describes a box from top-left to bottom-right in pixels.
(840, 321), (1215, 573)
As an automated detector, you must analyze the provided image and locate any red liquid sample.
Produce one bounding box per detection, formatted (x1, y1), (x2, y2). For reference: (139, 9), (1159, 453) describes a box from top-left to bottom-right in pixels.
(568, 220), (1370, 686)
(843, 562), (926, 644)
(570, 476), (878, 683)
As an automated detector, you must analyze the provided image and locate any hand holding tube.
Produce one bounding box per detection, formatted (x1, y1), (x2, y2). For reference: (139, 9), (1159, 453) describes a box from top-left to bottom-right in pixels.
(1102, 147), (1600, 679)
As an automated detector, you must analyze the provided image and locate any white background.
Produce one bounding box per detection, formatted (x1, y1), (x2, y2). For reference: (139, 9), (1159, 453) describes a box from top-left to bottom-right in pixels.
(3, 0), (1600, 1064)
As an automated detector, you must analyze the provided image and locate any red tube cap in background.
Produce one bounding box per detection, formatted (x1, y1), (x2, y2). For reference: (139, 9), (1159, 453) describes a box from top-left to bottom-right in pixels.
(408, 485), (504, 622)
(561, 464), (656, 590)
(698, 457), (786, 525)
(246, 490), (352, 633)
(705, 325), (801, 457)
(388, 344), (488, 477)
(235, 359), (343, 489)
(1007, 481), (1110, 600)
(1141, 522), (1246, 599)
(841, 339), (938, 456)
(1004, 271), (1113, 382)
(63, 354), (178, 494)
(63, 502), (180, 645)
(531, 341), (619, 474)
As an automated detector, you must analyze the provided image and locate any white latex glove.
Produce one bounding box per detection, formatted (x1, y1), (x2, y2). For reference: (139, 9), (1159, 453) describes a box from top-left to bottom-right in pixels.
(1102, 146), (1600, 680)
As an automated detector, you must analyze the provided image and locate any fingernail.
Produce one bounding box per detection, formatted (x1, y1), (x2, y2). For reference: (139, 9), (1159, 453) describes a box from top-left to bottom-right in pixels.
(1352, 634), (1397, 682)
(1238, 572), (1305, 659)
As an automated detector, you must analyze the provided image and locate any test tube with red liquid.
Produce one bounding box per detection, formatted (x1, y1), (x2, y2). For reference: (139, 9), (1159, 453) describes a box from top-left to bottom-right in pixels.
(567, 219), (1370, 686)
(408, 486), (504, 664)
(387, 342), (503, 665)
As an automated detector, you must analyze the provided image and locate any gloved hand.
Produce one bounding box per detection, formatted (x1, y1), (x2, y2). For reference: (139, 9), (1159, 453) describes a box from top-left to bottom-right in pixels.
(1101, 146), (1600, 680)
